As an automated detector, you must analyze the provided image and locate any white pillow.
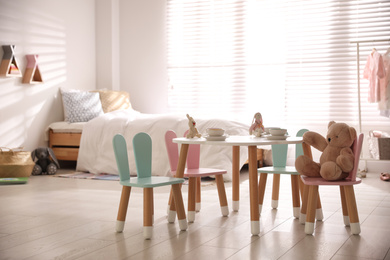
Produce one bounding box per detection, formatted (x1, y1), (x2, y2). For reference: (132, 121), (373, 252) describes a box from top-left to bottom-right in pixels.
(61, 90), (103, 123)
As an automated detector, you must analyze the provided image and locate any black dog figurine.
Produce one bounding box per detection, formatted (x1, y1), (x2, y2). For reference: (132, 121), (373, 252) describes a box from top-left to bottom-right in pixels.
(31, 147), (60, 175)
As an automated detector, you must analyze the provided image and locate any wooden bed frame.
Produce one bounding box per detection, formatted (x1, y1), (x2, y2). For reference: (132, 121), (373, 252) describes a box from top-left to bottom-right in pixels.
(49, 130), (82, 161)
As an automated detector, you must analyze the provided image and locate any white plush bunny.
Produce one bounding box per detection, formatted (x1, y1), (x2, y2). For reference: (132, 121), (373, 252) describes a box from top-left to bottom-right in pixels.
(186, 114), (202, 138)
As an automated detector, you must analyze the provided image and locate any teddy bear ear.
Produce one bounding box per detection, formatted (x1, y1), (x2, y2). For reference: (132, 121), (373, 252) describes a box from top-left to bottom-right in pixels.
(349, 127), (357, 140)
(328, 121), (336, 128)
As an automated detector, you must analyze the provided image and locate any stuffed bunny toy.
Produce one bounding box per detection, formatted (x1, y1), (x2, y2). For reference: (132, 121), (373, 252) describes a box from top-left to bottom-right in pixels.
(31, 147), (60, 175)
(186, 114), (202, 138)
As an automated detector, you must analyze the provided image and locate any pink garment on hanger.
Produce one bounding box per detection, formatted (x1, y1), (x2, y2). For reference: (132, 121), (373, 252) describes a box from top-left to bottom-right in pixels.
(363, 50), (386, 103)
(379, 53), (390, 116)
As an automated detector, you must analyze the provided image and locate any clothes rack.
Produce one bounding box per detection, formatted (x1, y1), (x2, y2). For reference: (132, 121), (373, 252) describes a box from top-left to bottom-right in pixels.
(350, 39), (390, 134)
(350, 39), (390, 170)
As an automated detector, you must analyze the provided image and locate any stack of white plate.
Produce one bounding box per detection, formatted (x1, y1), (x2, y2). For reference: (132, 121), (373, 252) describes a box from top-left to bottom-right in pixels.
(267, 128), (289, 140)
(205, 128), (228, 141)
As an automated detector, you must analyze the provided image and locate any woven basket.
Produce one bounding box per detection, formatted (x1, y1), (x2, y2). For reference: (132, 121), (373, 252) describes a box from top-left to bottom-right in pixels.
(0, 147), (34, 178)
(378, 138), (390, 160)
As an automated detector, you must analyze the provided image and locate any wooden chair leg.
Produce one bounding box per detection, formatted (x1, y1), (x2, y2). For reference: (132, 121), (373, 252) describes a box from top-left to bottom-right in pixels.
(316, 193), (324, 221)
(143, 188), (153, 239)
(272, 174), (280, 209)
(215, 174), (229, 216)
(171, 183), (188, 231)
(188, 177), (197, 222)
(116, 186), (131, 232)
(167, 188), (173, 215)
(339, 186), (350, 226)
(196, 177), (201, 212)
(258, 173), (268, 215)
(167, 188), (177, 223)
(344, 186), (361, 235)
(300, 183), (309, 224)
(291, 175), (300, 218)
(305, 185), (318, 235)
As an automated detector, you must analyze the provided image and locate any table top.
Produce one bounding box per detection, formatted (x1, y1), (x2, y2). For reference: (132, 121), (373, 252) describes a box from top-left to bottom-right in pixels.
(173, 135), (303, 146)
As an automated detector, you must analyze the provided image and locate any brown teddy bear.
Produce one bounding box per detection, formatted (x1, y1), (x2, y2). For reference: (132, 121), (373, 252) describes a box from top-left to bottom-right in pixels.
(295, 121), (356, 181)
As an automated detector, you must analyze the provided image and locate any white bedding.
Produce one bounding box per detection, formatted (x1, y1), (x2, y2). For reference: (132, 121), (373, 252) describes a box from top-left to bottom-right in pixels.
(76, 109), (250, 181)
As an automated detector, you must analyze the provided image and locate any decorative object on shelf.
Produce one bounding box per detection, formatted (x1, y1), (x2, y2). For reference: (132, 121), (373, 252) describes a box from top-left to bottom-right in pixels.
(0, 45), (22, 77)
(249, 112), (264, 137)
(186, 114), (201, 138)
(31, 147), (60, 175)
(22, 54), (43, 84)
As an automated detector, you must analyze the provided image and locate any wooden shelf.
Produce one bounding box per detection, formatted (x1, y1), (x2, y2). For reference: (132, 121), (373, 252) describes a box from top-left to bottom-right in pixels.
(0, 45), (22, 77)
(22, 54), (43, 84)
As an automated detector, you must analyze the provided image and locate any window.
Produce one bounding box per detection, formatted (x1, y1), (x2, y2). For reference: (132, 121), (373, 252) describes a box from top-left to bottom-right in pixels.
(167, 0), (390, 134)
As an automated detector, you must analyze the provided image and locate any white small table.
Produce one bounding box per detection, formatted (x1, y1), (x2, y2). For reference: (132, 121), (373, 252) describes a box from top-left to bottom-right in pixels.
(173, 135), (303, 235)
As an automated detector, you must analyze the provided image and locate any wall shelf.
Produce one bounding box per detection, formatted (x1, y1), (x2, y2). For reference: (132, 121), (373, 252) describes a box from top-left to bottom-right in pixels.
(22, 54), (43, 84)
(0, 45), (22, 77)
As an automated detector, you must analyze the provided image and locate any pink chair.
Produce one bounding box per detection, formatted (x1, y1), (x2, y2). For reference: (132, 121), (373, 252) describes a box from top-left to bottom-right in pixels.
(301, 133), (364, 235)
(165, 130), (229, 222)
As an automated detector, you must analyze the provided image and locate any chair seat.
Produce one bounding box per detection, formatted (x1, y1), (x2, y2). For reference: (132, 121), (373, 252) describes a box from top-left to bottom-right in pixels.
(171, 168), (227, 178)
(301, 175), (362, 186)
(120, 176), (185, 188)
(258, 166), (299, 175)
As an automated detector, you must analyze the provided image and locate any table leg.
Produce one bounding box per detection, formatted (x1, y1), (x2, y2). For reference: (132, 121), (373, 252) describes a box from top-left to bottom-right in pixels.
(168, 143), (189, 223)
(232, 146), (240, 211)
(248, 146), (260, 235)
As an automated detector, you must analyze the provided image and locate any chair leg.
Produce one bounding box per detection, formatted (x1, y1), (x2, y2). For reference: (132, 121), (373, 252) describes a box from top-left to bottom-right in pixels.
(300, 183), (309, 224)
(167, 187), (177, 223)
(291, 175), (300, 218)
(344, 186), (361, 235)
(339, 186), (350, 226)
(171, 183), (188, 231)
(271, 174), (280, 209)
(196, 177), (201, 212)
(258, 173), (268, 215)
(215, 174), (229, 216)
(316, 194), (324, 221)
(143, 188), (153, 239)
(305, 185), (319, 235)
(116, 186), (131, 232)
(167, 188), (173, 215)
(188, 177), (197, 222)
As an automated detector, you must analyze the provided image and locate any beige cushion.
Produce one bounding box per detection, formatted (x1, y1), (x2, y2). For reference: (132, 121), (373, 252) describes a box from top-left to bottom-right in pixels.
(92, 90), (132, 113)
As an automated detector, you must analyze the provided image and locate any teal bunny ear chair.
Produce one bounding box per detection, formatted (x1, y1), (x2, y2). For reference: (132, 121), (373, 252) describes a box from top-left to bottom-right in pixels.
(257, 129), (323, 221)
(112, 133), (187, 239)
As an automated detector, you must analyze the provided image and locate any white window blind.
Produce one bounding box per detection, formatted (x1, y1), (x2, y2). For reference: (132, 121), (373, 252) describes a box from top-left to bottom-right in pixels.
(167, 0), (390, 133)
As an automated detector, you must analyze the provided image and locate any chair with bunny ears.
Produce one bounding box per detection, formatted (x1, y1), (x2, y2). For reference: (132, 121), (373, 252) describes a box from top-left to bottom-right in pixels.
(165, 130), (229, 223)
(301, 133), (364, 235)
(113, 133), (187, 239)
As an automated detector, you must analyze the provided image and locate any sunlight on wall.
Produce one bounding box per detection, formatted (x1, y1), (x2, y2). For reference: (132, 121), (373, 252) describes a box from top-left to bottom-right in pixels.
(0, 0), (67, 149)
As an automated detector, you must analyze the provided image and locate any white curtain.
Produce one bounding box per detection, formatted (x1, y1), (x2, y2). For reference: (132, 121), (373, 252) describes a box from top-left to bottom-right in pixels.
(167, 0), (390, 134)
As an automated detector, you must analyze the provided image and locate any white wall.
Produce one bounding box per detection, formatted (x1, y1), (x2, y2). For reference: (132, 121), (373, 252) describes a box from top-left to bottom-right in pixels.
(0, 0), (96, 151)
(119, 0), (169, 113)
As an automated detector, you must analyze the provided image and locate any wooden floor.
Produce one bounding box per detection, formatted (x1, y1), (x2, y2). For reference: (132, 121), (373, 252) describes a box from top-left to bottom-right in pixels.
(0, 168), (389, 260)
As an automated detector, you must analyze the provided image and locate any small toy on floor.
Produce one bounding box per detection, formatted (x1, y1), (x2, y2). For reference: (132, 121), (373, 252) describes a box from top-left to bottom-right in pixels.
(31, 147), (60, 175)
(186, 114), (201, 138)
(380, 172), (390, 181)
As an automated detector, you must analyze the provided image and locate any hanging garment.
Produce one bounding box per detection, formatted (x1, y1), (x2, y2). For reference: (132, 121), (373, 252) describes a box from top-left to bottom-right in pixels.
(379, 50), (390, 117)
(363, 50), (386, 103)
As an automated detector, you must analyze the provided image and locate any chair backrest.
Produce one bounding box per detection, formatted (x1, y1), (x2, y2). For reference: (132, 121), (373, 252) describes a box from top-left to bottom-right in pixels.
(113, 134), (131, 182)
(295, 129), (309, 158)
(133, 132), (152, 178)
(165, 130), (179, 172)
(348, 133), (364, 181)
(271, 144), (288, 167)
(183, 130), (200, 169)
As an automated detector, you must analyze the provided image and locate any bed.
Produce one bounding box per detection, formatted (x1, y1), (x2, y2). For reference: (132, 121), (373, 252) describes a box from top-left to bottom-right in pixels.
(48, 88), (254, 181)
(75, 109), (251, 181)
